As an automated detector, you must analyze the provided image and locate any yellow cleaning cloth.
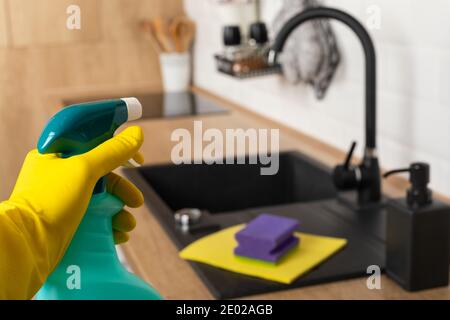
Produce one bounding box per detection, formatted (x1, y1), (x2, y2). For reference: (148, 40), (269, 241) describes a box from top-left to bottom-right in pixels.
(180, 224), (347, 284)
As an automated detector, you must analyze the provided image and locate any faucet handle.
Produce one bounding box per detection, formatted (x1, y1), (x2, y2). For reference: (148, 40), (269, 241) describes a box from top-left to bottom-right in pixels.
(343, 141), (357, 169)
(333, 141), (359, 190)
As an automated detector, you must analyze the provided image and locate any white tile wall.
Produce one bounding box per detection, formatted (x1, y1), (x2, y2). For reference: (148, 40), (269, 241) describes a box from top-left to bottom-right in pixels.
(185, 0), (450, 198)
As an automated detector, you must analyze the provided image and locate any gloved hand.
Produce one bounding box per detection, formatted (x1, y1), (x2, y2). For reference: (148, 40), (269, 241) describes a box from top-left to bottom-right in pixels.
(108, 168), (144, 244)
(0, 126), (144, 299)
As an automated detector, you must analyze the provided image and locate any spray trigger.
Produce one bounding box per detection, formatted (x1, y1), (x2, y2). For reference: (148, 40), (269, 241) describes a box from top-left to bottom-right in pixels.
(123, 158), (141, 168)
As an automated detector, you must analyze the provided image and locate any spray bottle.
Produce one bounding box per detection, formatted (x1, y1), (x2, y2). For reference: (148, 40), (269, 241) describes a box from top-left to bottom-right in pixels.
(35, 98), (162, 300)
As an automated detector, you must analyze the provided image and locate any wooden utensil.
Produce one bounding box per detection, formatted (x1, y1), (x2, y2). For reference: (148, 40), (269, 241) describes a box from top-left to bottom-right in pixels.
(151, 18), (175, 53)
(139, 20), (163, 54)
(169, 16), (196, 53)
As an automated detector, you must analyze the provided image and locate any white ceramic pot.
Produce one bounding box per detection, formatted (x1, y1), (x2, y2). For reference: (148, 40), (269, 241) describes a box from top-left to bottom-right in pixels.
(159, 52), (191, 92)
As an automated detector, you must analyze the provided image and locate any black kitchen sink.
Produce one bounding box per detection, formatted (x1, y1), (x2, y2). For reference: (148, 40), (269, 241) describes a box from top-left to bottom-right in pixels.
(124, 151), (386, 299)
(136, 151), (337, 214)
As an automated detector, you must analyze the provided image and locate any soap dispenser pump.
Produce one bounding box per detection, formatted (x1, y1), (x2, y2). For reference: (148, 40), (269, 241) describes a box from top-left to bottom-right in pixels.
(384, 163), (450, 291)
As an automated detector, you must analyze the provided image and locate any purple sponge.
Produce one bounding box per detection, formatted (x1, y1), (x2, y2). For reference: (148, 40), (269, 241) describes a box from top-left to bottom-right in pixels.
(235, 235), (299, 263)
(235, 214), (299, 251)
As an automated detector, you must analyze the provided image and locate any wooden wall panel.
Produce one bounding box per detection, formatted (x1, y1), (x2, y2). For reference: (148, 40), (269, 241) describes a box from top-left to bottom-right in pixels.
(101, 0), (184, 41)
(32, 43), (120, 89)
(0, 0), (9, 47)
(0, 0), (183, 198)
(8, 0), (101, 47)
(31, 40), (162, 90)
(0, 48), (45, 197)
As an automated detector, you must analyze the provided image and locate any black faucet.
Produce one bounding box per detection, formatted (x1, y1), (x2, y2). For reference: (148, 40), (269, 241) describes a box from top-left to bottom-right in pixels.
(268, 7), (381, 206)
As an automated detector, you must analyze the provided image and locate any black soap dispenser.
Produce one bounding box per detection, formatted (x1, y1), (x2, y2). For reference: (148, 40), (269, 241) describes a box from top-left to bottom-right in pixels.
(384, 163), (450, 291)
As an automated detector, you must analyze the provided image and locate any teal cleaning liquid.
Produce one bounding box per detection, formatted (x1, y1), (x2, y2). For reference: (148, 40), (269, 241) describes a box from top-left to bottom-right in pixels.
(36, 192), (161, 299)
(36, 98), (162, 300)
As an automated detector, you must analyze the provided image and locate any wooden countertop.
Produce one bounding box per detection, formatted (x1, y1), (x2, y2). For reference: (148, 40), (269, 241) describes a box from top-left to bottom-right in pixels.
(117, 87), (450, 300)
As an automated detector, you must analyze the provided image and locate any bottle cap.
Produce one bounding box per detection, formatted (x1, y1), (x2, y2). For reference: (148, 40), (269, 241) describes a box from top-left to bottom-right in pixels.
(121, 97), (142, 121)
(249, 22), (268, 44)
(223, 25), (242, 46)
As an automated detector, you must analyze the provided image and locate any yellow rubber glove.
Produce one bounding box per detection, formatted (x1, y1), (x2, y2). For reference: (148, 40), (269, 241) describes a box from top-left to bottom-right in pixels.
(0, 126), (144, 300)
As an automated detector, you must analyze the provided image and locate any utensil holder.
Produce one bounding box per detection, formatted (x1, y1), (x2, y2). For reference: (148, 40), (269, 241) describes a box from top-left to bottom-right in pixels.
(159, 52), (191, 92)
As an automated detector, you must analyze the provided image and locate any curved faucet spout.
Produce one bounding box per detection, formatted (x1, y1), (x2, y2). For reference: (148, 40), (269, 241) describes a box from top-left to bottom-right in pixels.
(270, 7), (376, 150)
(269, 7), (381, 205)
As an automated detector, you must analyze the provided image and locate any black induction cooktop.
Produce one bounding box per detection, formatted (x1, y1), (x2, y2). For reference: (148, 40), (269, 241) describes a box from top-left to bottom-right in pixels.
(63, 91), (228, 119)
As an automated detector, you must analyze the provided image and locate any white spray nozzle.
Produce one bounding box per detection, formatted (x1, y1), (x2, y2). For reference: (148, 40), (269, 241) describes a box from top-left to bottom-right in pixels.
(121, 97), (142, 121)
